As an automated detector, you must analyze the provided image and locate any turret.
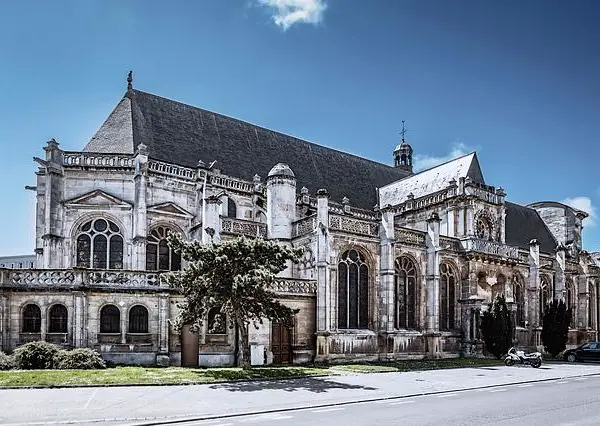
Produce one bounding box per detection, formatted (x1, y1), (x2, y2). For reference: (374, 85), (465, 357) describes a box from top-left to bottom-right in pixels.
(393, 121), (413, 173)
(266, 163), (296, 240)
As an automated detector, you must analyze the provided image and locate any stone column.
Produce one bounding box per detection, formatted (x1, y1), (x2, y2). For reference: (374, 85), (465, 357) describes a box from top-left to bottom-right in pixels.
(528, 239), (540, 326)
(132, 144), (149, 270)
(379, 206), (395, 332)
(554, 245), (567, 301)
(0, 293), (8, 352)
(73, 292), (85, 348)
(314, 189), (331, 361)
(39, 139), (65, 269)
(204, 196), (222, 243)
(425, 212), (442, 358)
(157, 293), (170, 366)
(577, 275), (588, 330)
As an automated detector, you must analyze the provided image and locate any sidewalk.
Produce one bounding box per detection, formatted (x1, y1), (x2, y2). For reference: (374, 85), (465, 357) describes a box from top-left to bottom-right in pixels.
(1, 363), (600, 425)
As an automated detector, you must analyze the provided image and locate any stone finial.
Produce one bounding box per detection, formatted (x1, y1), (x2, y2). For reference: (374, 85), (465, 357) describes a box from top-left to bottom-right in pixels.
(448, 178), (457, 187)
(426, 212), (441, 222)
(127, 70), (133, 90)
(496, 187), (506, 197)
(253, 174), (261, 183)
(197, 160), (206, 169)
(300, 186), (309, 195)
(556, 243), (568, 252)
(342, 196), (350, 205)
(316, 188), (329, 198)
(529, 238), (540, 246)
(407, 192), (415, 200)
(136, 143), (148, 156)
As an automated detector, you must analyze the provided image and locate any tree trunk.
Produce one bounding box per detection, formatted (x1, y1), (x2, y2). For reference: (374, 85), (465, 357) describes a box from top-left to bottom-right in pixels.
(235, 317), (250, 368)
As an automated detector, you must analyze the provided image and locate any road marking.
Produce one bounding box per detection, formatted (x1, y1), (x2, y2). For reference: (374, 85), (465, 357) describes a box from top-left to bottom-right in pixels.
(311, 407), (346, 413)
(489, 388), (507, 393)
(237, 414), (293, 422)
(573, 377), (587, 381)
(437, 393), (458, 398)
(389, 400), (415, 406)
(82, 388), (98, 410)
(555, 381), (569, 384)
(517, 384), (534, 388)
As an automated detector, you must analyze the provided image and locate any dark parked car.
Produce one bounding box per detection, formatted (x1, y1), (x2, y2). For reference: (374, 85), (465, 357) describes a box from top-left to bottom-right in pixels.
(564, 342), (600, 362)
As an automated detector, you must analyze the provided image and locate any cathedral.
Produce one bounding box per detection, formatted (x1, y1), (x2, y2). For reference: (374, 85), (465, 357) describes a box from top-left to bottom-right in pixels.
(1, 74), (598, 366)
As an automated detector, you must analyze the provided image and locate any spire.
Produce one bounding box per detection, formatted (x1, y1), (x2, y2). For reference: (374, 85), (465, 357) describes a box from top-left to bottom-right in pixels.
(127, 70), (133, 91)
(400, 120), (407, 142)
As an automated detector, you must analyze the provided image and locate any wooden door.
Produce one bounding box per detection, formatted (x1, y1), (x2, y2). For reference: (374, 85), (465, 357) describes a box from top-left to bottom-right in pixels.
(180, 324), (199, 367)
(271, 323), (292, 364)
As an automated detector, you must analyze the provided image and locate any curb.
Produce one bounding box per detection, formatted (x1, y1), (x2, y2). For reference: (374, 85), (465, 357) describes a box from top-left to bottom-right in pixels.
(123, 371), (600, 426)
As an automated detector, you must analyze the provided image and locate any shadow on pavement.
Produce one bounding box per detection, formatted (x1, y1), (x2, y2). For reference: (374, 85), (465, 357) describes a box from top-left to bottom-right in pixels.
(208, 376), (378, 393)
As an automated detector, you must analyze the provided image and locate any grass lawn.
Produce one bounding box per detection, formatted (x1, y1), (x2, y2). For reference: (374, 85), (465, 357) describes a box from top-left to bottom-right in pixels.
(0, 358), (503, 388)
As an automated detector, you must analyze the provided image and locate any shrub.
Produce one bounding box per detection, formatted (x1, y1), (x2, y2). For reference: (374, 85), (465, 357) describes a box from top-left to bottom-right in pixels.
(542, 299), (572, 357)
(54, 348), (106, 370)
(13, 341), (61, 370)
(0, 351), (15, 370)
(480, 294), (513, 359)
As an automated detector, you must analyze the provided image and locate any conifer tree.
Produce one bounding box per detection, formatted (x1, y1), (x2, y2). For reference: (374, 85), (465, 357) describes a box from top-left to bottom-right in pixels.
(479, 294), (513, 359)
(541, 299), (572, 357)
(166, 234), (302, 367)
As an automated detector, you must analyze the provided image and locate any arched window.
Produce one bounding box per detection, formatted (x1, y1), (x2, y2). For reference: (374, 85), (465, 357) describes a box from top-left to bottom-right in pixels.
(100, 305), (120, 333)
(439, 263), (456, 331)
(227, 198), (237, 218)
(475, 216), (493, 241)
(76, 218), (123, 269)
(395, 256), (418, 329)
(566, 279), (575, 327)
(48, 304), (68, 333)
(207, 307), (227, 334)
(146, 226), (182, 271)
(540, 277), (552, 323)
(514, 275), (525, 327)
(22, 304), (41, 333)
(337, 249), (369, 329)
(128, 305), (148, 333)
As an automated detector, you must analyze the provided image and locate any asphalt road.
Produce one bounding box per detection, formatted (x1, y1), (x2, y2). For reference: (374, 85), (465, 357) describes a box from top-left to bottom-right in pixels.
(2, 363), (600, 426)
(178, 376), (600, 426)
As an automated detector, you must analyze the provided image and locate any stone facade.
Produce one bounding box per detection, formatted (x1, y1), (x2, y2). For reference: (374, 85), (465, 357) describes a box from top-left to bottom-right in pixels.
(1, 82), (599, 366)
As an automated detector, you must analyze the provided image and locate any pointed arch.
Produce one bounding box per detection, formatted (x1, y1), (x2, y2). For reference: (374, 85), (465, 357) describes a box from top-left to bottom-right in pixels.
(439, 262), (457, 331)
(337, 248), (369, 329)
(540, 276), (552, 323)
(395, 255), (419, 329)
(146, 226), (182, 271)
(75, 217), (123, 269)
(566, 278), (575, 327)
(513, 273), (525, 327)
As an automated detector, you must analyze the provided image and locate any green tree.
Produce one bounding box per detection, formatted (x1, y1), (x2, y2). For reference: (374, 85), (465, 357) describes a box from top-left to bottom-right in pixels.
(479, 294), (513, 359)
(541, 299), (572, 357)
(166, 235), (302, 367)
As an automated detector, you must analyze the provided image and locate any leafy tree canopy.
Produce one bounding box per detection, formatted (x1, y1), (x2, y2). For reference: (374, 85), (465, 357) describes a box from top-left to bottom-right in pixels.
(541, 299), (572, 357)
(166, 235), (303, 366)
(480, 294), (513, 359)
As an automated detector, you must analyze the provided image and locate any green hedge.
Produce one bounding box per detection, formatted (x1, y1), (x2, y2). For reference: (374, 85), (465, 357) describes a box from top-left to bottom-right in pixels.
(54, 348), (106, 370)
(9, 342), (106, 370)
(0, 352), (15, 370)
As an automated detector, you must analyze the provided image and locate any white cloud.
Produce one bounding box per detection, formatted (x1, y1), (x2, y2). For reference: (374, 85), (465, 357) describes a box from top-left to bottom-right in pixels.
(257, 0), (327, 30)
(562, 196), (597, 227)
(413, 142), (473, 172)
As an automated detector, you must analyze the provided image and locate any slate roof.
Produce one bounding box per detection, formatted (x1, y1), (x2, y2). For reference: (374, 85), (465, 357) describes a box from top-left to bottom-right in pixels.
(504, 201), (557, 254)
(84, 90), (411, 209)
(378, 152), (484, 206)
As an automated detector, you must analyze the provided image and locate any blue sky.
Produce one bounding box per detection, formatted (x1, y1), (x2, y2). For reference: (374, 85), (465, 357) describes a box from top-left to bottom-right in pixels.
(0, 0), (599, 255)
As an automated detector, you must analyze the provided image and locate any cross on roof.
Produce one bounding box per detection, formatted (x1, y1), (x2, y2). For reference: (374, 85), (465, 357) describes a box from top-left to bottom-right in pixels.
(400, 120), (407, 141)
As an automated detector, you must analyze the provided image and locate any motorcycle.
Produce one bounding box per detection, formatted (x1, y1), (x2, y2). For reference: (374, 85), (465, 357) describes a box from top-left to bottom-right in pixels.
(504, 347), (542, 368)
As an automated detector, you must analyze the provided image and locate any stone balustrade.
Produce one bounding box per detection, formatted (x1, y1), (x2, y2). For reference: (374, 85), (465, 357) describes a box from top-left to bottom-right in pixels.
(292, 215), (317, 238)
(329, 214), (379, 237)
(210, 174), (258, 195)
(0, 268), (168, 290)
(63, 152), (135, 168)
(462, 237), (519, 259)
(1, 269), (316, 297)
(269, 278), (317, 296)
(148, 160), (197, 180)
(394, 227), (426, 246)
(221, 217), (267, 238)
(465, 183), (501, 205)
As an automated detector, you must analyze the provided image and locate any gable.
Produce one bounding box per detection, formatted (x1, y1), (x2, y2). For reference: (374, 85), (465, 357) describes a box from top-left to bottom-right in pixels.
(378, 152), (481, 207)
(147, 202), (193, 218)
(64, 190), (132, 209)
